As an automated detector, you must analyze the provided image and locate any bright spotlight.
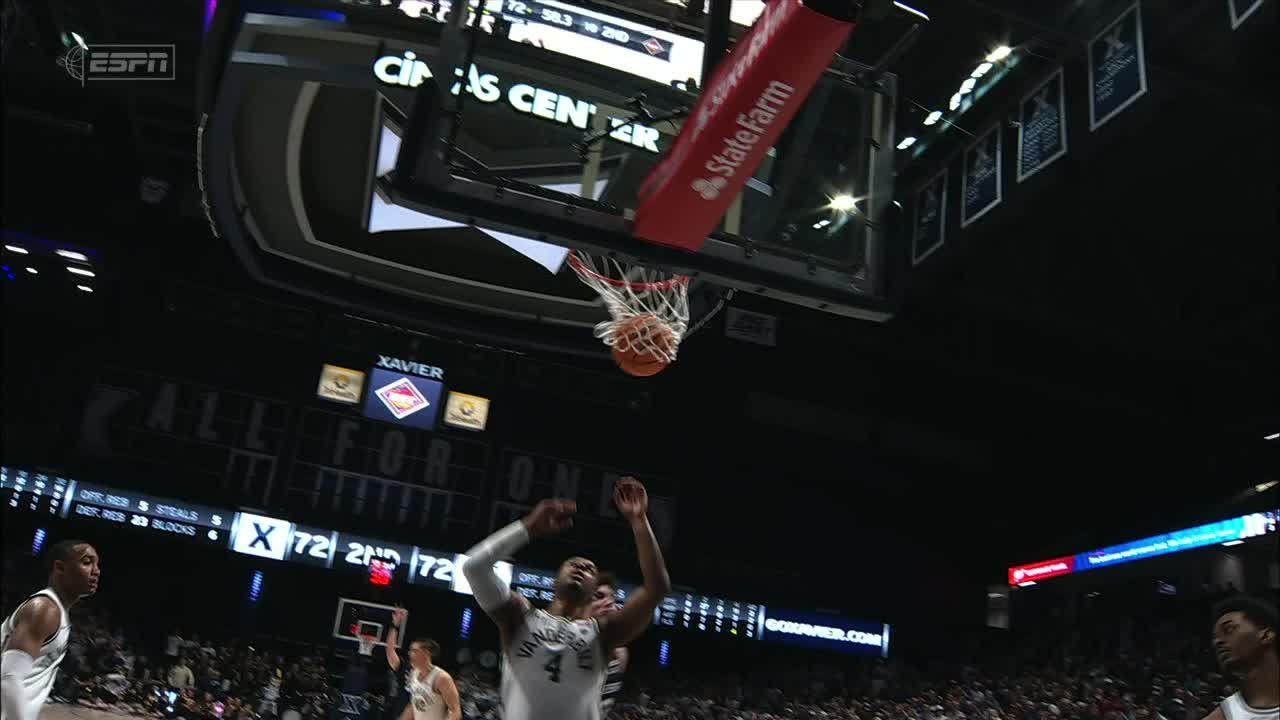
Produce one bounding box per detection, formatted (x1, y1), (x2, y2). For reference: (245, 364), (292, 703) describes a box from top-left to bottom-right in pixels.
(949, 93), (963, 111)
(67, 266), (95, 277)
(56, 250), (89, 262)
(923, 111), (942, 126)
(986, 46), (1012, 62)
(830, 194), (858, 212)
(959, 78), (977, 95)
(3, 245), (28, 254)
(77, 285), (94, 293)
(25, 267), (38, 274)
(1265, 433), (1280, 441)
(972, 62), (993, 78)
(896, 137), (917, 150)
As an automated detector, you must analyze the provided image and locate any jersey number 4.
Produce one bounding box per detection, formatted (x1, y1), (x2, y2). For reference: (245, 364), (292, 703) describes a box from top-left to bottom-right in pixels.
(544, 653), (563, 683)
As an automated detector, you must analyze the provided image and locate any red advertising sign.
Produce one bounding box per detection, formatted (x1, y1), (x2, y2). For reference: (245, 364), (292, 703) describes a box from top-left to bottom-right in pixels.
(1008, 556), (1076, 586)
(633, 0), (854, 251)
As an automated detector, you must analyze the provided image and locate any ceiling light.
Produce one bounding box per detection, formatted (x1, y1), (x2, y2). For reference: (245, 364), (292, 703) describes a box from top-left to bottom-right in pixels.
(830, 194), (858, 212)
(77, 285), (94, 293)
(812, 220), (831, 230)
(1221, 540), (1244, 547)
(67, 266), (95, 277)
(896, 137), (917, 150)
(1265, 433), (1279, 440)
(923, 110), (942, 126)
(986, 46), (1013, 62)
(1256, 481), (1278, 493)
(25, 267), (38, 274)
(959, 78), (977, 95)
(972, 62), (993, 78)
(3, 245), (28, 254)
(1017, 581), (1036, 588)
(949, 93), (963, 111)
(56, 250), (89, 262)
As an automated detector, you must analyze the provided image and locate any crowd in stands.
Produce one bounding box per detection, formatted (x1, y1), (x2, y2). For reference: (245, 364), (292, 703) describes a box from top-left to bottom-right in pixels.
(33, 605), (341, 720)
(2, 541), (1272, 720)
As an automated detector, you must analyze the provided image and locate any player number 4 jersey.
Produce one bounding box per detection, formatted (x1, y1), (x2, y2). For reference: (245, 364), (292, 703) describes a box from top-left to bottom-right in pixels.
(501, 609), (606, 720)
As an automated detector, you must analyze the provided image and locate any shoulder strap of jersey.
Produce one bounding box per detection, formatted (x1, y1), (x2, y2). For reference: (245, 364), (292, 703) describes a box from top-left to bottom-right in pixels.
(1222, 695), (1237, 720)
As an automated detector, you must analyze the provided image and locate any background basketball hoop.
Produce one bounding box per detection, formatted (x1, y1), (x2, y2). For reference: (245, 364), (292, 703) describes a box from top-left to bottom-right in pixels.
(357, 633), (377, 657)
(567, 250), (690, 374)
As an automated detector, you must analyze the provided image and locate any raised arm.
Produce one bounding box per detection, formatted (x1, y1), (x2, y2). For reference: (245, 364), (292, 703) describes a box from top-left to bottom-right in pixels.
(384, 607), (407, 672)
(2, 596), (63, 720)
(599, 478), (671, 650)
(461, 499), (576, 643)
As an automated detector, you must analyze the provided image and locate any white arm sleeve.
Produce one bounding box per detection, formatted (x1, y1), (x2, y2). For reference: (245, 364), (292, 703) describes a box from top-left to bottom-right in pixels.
(461, 521), (529, 612)
(2, 649), (35, 720)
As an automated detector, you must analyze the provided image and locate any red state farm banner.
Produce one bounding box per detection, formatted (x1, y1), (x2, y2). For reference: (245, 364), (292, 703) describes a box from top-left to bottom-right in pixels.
(634, 0), (854, 252)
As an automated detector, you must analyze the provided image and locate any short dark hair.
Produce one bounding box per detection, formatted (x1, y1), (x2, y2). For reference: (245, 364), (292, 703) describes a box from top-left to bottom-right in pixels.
(1214, 595), (1279, 640)
(46, 540), (90, 574)
(411, 638), (441, 657)
(595, 572), (619, 593)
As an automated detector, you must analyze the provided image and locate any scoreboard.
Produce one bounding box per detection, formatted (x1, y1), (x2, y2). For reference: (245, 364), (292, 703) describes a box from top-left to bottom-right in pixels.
(657, 592), (762, 639)
(3, 465), (887, 656)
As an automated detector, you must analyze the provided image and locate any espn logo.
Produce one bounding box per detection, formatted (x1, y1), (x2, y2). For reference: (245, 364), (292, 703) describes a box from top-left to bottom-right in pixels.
(59, 45), (176, 85)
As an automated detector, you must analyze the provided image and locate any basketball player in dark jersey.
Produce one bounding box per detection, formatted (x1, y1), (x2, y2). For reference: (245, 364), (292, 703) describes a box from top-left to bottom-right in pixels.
(460, 477), (670, 720)
(1203, 595), (1279, 720)
(2, 540), (100, 720)
(588, 573), (627, 717)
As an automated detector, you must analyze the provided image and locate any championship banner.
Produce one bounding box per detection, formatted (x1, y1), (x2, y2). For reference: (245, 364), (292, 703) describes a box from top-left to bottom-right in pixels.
(960, 126), (1002, 229)
(1089, 3), (1148, 131)
(911, 169), (947, 265)
(633, 0), (854, 251)
(1229, 0), (1266, 29)
(1017, 69), (1068, 183)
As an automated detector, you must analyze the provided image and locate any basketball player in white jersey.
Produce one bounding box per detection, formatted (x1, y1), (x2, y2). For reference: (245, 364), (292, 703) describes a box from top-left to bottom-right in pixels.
(588, 573), (627, 718)
(1, 540), (100, 720)
(460, 477), (670, 720)
(1203, 596), (1279, 720)
(383, 609), (461, 720)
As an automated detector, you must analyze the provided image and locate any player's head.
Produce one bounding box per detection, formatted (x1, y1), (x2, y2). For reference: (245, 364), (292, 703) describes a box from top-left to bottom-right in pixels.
(408, 638), (440, 669)
(46, 539), (99, 597)
(555, 556), (597, 602)
(1212, 595), (1278, 673)
(589, 571), (620, 618)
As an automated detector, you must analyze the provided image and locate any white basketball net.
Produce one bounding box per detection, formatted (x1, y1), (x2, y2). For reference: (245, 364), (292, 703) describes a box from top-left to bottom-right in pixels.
(567, 251), (690, 363)
(357, 635), (377, 656)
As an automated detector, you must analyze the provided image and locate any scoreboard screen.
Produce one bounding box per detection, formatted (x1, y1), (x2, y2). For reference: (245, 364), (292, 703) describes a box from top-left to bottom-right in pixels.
(656, 592), (762, 639)
(391, 0), (704, 87)
(2, 468), (73, 516)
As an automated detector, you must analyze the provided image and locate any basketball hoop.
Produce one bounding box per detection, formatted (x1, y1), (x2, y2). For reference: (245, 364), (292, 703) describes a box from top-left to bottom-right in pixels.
(567, 251), (690, 365)
(356, 634), (377, 657)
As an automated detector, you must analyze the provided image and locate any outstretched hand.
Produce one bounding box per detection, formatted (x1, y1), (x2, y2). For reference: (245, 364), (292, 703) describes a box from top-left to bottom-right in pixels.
(614, 477), (649, 521)
(391, 607), (408, 627)
(523, 499), (577, 537)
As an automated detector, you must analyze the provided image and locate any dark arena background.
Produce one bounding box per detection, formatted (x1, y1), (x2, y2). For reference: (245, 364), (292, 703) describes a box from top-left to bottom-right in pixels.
(2, 0), (1278, 720)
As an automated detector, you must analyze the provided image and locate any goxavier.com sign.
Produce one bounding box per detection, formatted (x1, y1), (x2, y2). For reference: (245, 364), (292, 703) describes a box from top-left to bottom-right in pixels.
(372, 51), (662, 153)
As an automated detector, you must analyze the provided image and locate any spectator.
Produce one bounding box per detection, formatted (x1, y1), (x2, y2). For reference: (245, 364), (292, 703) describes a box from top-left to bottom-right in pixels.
(169, 657), (196, 690)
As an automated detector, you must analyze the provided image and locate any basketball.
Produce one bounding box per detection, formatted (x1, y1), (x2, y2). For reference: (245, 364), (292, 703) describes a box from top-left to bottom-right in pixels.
(611, 315), (676, 377)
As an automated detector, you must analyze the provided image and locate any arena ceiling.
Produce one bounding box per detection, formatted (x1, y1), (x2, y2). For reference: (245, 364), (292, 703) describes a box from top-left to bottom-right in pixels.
(3, 0), (1277, 576)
